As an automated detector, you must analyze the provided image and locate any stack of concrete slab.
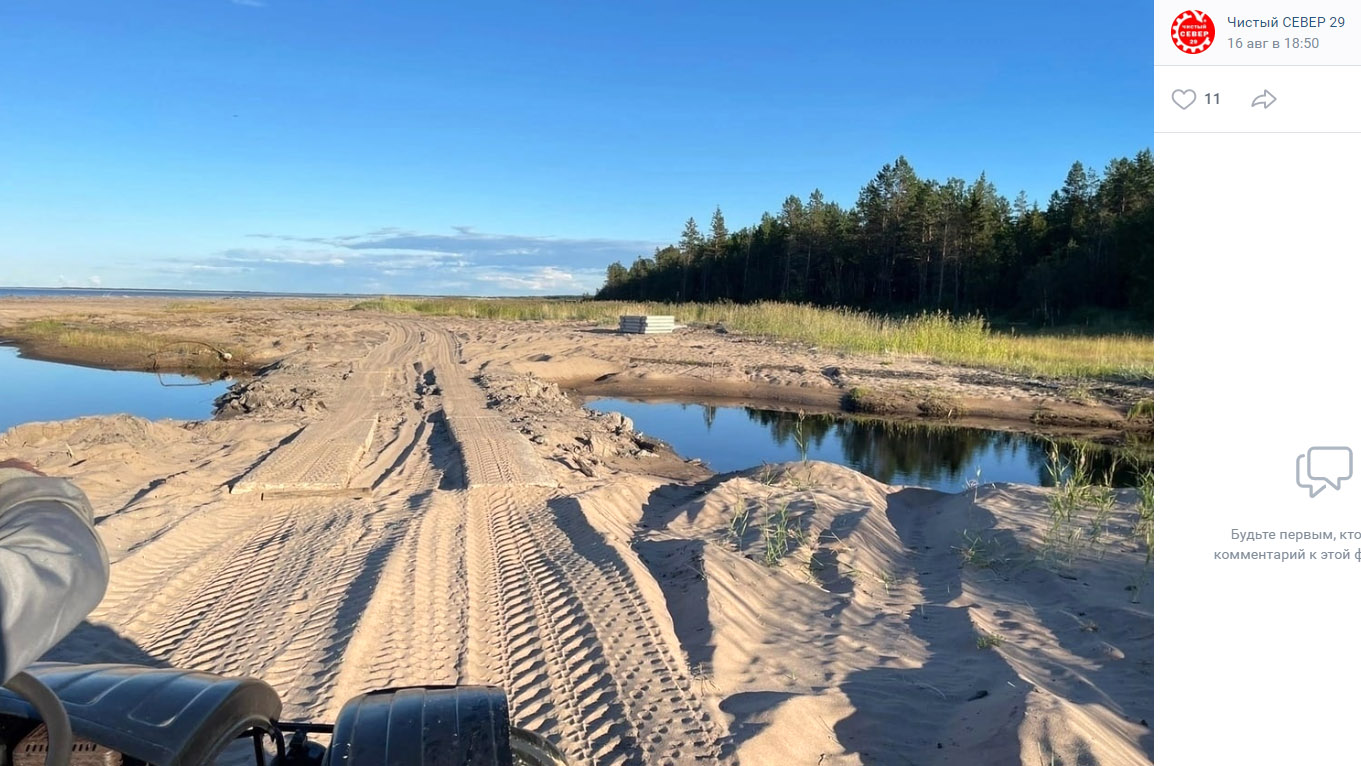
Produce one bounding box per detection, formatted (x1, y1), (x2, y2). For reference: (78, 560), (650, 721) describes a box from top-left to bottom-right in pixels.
(618, 315), (676, 334)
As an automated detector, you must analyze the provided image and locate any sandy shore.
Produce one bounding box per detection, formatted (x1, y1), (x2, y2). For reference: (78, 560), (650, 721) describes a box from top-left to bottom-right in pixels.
(0, 298), (1152, 765)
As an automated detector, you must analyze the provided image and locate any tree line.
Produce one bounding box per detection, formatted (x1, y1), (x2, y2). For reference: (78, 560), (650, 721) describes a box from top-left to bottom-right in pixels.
(596, 151), (1153, 323)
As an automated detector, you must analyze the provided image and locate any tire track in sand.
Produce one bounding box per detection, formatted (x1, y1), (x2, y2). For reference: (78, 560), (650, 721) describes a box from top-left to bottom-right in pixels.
(464, 486), (722, 765)
(310, 327), (470, 712)
(434, 322), (721, 763)
(81, 320), (427, 717)
(71, 319), (725, 761)
(137, 500), (409, 691)
(325, 448), (470, 709)
(534, 495), (721, 764)
(466, 485), (637, 765)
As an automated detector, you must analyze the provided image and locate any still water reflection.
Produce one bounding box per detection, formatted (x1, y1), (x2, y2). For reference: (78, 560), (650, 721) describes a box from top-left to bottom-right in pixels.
(587, 398), (1149, 492)
(0, 345), (232, 433)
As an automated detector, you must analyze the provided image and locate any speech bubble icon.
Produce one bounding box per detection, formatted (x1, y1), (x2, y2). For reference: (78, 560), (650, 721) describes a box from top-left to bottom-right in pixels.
(1304, 446), (1353, 495)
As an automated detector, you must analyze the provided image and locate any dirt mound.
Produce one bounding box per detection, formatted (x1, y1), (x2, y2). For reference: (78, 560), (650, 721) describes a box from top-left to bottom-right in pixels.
(2, 414), (181, 451)
(575, 461), (1152, 764)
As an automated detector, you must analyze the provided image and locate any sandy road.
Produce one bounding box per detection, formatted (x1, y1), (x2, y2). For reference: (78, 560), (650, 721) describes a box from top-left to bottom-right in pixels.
(63, 320), (722, 765)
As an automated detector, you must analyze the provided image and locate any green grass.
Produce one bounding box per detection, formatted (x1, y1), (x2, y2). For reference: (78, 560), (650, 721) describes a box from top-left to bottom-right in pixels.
(1041, 443), (1119, 563)
(728, 496), (754, 551)
(163, 301), (239, 314)
(350, 296), (626, 322)
(1062, 382), (1095, 403)
(917, 390), (966, 419)
(1038, 441), (1156, 575)
(351, 298), (1153, 381)
(877, 569), (899, 595)
(845, 387), (874, 412)
(976, 632), (1006, 650)
(4, 319), (246, 370)
(1135, 471), (1154, 564)
(956, 529), (1010, 570)
(761, 499), (806, 567)
(1128, 398), (1155, 420)
(845, 384), (968, 420)
(11, 319), (164, 354)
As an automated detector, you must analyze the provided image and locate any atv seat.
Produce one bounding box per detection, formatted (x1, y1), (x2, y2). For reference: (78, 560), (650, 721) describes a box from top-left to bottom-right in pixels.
(0, 662), (281, 766)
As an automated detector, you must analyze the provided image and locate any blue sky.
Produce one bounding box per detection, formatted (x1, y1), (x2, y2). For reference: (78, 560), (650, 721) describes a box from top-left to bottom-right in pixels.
(0, 2), (1149, 295)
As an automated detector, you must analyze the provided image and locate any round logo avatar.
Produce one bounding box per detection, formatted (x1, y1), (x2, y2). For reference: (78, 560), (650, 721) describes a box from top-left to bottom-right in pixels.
(1171, 10), (1215, 54)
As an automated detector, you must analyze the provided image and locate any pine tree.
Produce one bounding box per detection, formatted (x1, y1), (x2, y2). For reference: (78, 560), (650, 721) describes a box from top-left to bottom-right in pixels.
(704, 207), (728, 300)
(710, 206), (728, 245)
(678, 217), (702, 301)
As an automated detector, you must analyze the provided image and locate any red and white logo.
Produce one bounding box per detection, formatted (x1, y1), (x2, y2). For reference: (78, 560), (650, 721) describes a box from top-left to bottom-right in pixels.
(1171, 10), (1215, 54)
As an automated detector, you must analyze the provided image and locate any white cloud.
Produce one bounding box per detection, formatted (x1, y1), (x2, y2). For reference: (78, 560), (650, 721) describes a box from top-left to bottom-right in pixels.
(246, 226), (661, 269)
(146, 225), (656, 295)
(88, 275), (102, 287)
(218, 248), (350, 267)
(189, 264), (252, 274)
(471, 266), (598, 293)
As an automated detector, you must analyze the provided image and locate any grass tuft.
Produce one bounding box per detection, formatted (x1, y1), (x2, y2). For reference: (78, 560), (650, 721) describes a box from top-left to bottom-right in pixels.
(761, 499), (806, 567)
(1127, 398), (1155, 420)
(1135, 470), (1154, 564)
(976, 632), (1006, 650)
(728, 496), (754, 551)
(844, 387), (874, 412)
(957, 529), (1007, 570)
(918, 391), (965, 419)
(1037, 442), (1155, 575)
(1041, 443), (1118, 563)
(878, 569), (899, 595)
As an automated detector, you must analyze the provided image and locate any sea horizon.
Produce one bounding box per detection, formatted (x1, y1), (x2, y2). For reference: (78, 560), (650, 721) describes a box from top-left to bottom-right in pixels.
(0, 286), (583, 300)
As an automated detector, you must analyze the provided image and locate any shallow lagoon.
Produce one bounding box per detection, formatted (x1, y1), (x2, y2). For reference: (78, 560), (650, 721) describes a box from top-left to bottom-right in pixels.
(0, 345), (232, 433)
(587, 397), (1148, 492)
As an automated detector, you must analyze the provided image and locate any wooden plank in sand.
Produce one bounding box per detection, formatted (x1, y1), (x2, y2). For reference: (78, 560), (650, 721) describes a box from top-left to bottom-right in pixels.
(230, 417), (377, 495)
(440, 406), (557, 489)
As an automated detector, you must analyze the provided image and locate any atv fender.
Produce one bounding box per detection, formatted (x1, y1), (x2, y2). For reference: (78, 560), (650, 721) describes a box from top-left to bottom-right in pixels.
(0, 662), (281, 765)
(324, 686), (512, 766)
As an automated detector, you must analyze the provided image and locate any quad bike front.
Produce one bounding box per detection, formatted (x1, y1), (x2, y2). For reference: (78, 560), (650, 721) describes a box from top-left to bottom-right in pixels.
(0, 663), (566, 766)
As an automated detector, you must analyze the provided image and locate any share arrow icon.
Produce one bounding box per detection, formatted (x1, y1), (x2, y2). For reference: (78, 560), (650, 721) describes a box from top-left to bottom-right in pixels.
(1252, 89), (1277, 109)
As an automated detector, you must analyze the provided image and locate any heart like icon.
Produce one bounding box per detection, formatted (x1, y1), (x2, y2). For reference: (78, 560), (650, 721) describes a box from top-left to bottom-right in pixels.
(1172, 89), (1196, 110)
